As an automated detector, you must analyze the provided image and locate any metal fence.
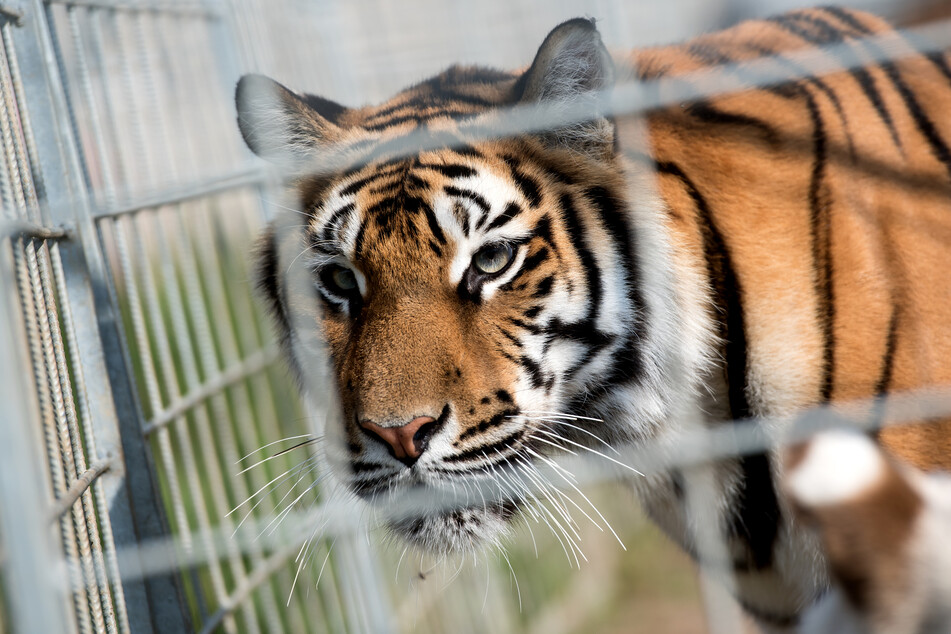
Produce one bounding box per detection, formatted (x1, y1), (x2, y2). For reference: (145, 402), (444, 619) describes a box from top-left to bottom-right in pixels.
(0, 0), (949, 633)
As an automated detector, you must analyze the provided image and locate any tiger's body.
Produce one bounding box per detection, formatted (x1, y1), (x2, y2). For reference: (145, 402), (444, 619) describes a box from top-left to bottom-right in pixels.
(235, 7), (951, 630)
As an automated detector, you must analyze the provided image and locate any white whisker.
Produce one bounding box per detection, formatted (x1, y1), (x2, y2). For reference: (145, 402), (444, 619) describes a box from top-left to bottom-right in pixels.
(534, 428), (645, 476)
(236, 433), (317, 464)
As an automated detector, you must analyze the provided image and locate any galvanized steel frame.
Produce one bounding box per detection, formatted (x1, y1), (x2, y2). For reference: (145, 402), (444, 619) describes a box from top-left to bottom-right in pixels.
(1, 1), (394, 632)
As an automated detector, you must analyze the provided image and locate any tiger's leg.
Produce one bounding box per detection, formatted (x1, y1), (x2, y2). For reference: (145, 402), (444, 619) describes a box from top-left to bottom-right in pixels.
(785, 430), (951, 634)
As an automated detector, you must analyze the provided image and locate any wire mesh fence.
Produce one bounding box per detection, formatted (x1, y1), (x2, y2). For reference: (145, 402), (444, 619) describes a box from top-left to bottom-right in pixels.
(1, 0), (949, 633)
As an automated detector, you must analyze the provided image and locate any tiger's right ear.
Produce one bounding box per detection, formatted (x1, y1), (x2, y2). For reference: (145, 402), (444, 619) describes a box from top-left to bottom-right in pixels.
(235, 74), (346, 169)
(516, 18), (615, 157)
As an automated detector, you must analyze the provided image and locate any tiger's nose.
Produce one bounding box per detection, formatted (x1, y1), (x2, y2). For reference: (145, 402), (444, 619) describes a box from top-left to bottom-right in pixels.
(359, 416), (440, 467)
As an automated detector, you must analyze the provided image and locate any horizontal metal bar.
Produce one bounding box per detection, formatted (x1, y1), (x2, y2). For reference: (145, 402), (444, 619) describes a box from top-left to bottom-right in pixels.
(1, 218), (70, 240)
(48, 456), (114, 522)
(93, 166), (268, 218)
(142, 345), (279, 435)
(44, 0), (222, 17)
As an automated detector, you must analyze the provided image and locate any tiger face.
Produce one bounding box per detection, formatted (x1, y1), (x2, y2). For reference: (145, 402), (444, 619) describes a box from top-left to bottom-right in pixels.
(237, 20), (683, 554)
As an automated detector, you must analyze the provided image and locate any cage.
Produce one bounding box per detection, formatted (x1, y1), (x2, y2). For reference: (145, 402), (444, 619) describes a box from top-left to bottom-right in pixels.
(1, 0), (949, 633)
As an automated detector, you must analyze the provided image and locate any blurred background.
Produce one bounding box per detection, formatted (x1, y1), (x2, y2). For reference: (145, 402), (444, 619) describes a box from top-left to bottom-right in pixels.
(0, 0), (948, 633)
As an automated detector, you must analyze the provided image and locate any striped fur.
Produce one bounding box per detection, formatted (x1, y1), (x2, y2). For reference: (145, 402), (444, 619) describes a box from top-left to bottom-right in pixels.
(236, 8), (951, 629)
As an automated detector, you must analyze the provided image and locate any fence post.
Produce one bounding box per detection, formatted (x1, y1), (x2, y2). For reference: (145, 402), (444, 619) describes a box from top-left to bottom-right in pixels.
(4, 1), (192, 630)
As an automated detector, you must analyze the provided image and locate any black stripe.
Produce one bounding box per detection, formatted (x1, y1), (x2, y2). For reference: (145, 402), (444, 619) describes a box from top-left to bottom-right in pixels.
(802, 93), (836, 403)
(532, 215), (553, 244)
(817, 6), (870, 36)
(339, 166), (404, 197)
(684, 101), (781, 145)
(927, 52), (951, 86)
(768, 14), (903, 151)
(508, 316), (544, 336)
(523, 305), (542, 319)
(255, 228), (293, 354)
(445, 186), (490, 214)
(445, 429), (525, 463)
(350, 461), (390, 474)
(817, 7), (951, 179)
(879, 61), (951, 180)
(803, 10), (951, 176)
(558, 193), (601, 321)
(320, 203), (355, 244)
(364, 100), (412, 123)
(458, 408), (518, 442)
(585, 186), (646, 387)
(546, 319), (614, 349)
(449, 144), (484, 159)
(657, 161), (781, 570)
(870, 307), (900, 438)
(738, 41), (856, 158)
(502, 156), (542, 207)
(353, 223), (367, 259)
(518, 355), (546, 389)
(364, 114), (421, 131)
(521, 246), (549, 272)
(874, 308), (899, 396)
(422, 201), (446, 245)
(484, 202), (521, 233)
(419, 163), (478, 179)
(497, 327), (523, 348)
(431, 90), (496, 109)
(451, 201), (470, 236)
(686, 42), (736, 66)
(533, 275), (554, 299)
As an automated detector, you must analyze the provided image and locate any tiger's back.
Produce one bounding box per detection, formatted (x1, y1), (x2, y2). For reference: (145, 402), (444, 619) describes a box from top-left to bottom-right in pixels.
(634, 7), (951, 467)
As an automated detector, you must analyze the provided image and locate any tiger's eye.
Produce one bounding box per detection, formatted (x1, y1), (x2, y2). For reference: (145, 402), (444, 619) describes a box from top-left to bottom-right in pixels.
(331, 266), (357, 292)
(473, 243), (513, 275)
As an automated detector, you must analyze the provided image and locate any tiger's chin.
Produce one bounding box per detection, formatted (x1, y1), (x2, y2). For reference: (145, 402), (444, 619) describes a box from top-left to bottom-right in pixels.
(386, 500), (518, 556)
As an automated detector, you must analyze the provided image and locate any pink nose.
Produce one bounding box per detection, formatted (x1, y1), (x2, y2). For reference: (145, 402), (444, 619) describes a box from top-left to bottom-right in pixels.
(359, 416), (438, 466)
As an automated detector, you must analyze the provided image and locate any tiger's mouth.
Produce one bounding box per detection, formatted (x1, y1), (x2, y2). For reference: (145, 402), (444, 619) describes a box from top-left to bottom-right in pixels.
(351, 472), (526, 554)
(387, 500), (521, 555)
(343, 409), (542, 553)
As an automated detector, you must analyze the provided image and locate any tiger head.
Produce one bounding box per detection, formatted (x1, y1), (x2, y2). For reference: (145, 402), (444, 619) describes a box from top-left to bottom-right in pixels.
(236, 19), (688, 554)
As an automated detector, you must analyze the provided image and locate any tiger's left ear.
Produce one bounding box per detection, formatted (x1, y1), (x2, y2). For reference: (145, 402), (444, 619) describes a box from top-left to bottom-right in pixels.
(518, 18), (616, 157)
(235, 74), (347, 170)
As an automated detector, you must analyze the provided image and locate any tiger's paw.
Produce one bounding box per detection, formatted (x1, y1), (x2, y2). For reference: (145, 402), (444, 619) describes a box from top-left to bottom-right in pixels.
(784, 430), (951, 634)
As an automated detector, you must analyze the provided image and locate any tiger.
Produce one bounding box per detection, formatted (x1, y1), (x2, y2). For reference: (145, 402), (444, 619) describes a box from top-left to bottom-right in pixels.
(234, 7), (951, 630)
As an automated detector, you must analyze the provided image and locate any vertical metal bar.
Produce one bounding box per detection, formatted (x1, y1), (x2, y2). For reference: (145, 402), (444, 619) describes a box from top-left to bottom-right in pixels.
(144, 206), (263, 634)
(0, 235), (73, 634)
(65, 6), (117, 209)
(109, 213), (193, 553)
(49, 240), (131, 634)
(3, 18), (48, 215)
(124, 210), (239, 632)
(11, 1), (192, 629)
(0, 27), (28, 215)
(124, 7), (272, 630)
(22, 237), (92, 634)
(163, 12), (303, 620)
(682, 464), (745, 633)
(36, 239), (116, 634)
